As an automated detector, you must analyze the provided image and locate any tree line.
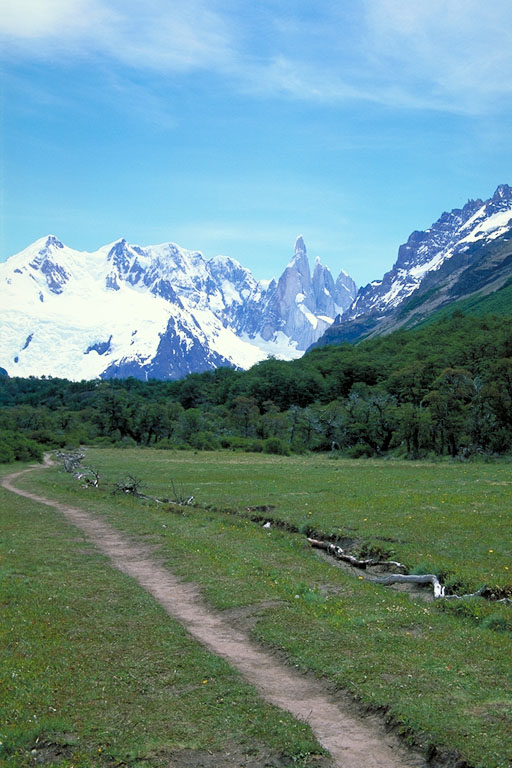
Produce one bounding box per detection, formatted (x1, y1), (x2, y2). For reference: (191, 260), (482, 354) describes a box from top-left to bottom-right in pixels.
(2, 311), (512, 461)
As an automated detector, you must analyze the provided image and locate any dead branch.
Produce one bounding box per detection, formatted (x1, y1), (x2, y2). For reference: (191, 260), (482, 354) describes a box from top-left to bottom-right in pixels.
(443, 586), (487, 600)
(112, 475), (194, 506)
(57, 451), (85, 473)
(75, 467), (100, 488)
(113, 475), (148, 497)
(112, 475), (164, 504)
(308, 537), (492, 600)
(370, 573), (446, 598)
(370, 574), (489, 601)
(307, 538), (407, 572)
(169, 478), (194, 505)
(57, 450), (101, 488)
(308, 537), (503, 602)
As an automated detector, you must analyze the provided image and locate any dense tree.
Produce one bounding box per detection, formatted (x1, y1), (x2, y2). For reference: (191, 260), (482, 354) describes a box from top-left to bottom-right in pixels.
(4, 313), (512, 460)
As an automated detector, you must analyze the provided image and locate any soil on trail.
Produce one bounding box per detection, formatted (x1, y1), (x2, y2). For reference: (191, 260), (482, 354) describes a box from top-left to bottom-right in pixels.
(2, 460), (427, 768)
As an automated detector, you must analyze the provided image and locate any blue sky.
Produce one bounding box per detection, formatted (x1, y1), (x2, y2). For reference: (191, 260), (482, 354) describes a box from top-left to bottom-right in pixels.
(2, 0), (512, 286)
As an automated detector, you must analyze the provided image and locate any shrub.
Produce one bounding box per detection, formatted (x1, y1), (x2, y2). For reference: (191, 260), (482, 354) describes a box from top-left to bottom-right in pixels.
(29, 428), (67, 448)
(0, 443), (15, 463)
(189, 431), (221, 451)
(347, 442), (374, 458)
(0, 430), (43, 463)
(221, 436), (264, 453)
(263, 437), (289, 455)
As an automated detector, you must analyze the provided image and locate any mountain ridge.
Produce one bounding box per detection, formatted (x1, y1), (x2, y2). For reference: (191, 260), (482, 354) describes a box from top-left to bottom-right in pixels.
(0, 234), (356, 381)
(313, 184), (512, 348)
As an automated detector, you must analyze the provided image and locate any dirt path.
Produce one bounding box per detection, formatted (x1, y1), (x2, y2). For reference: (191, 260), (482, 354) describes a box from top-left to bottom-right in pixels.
(2, 461), (426, 768)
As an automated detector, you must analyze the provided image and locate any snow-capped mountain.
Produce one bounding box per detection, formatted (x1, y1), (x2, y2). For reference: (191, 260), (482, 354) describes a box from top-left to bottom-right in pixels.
(315, 184), (512, 346)
(0, 234), (356, 380)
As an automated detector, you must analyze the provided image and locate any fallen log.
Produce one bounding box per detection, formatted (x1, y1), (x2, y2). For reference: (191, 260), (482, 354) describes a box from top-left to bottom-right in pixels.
(307, 538), (492, 600)
(307, 538), (407, 572)
(370, 573), (446, 598)
(370, 574), (488, 601)
(75, 467), (100, 488)
(57, 450), (85, 473)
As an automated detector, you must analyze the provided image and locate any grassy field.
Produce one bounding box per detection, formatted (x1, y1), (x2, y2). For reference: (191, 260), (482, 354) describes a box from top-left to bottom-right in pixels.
(0, 462), (327, 768)
(7, 449), (512, 768)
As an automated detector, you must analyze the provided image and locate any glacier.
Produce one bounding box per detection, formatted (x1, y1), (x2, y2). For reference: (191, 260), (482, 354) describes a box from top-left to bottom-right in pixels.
(0, 234), (357, 380)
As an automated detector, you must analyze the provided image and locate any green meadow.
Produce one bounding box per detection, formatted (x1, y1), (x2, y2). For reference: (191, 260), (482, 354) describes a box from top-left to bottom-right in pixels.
(0, 462), (326, 768)
(4, 449), (512, 767)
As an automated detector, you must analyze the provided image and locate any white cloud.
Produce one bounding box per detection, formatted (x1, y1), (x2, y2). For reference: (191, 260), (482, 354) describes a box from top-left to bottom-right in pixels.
(2, 0), (512, 114)
(0, 0), (235, 72)
(362, 0), (512, 110)
(0, 0), (113, 40)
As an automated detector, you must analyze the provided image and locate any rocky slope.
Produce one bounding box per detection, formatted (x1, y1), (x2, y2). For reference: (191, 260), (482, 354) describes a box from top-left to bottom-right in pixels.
(315, 184), (512, 346)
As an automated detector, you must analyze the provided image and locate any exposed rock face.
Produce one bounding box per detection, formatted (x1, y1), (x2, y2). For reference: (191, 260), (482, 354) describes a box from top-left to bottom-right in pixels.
(314, 184), (512, 347)
(236, 236), (357, 351)
(0, 234), (356, 381)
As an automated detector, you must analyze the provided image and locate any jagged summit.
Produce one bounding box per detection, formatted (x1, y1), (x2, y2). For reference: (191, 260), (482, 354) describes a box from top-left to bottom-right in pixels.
(43, 234), (64, 249)
(314, 183), (512, 347)
(0, 234), (356, 380)
(493, 183), (512, 200)
(294, 235), (306, 253)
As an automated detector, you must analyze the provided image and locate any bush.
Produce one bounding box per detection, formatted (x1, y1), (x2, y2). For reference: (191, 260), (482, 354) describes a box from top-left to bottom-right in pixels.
(0, 430), (43, 463)
(0, 443), (15, 463)
(437, 599), (512, 633)
(120, 436), (138, 448)
(220, 436), (264, 453)
(347, 442), (374, 458)
(263, 437), (289, 455)
(481, 613), (511, 632)
(189, 431), (221, 451)
(29, 428), (67, 447)
(154, 438), (179, 450)
(290, 440), (308, 455)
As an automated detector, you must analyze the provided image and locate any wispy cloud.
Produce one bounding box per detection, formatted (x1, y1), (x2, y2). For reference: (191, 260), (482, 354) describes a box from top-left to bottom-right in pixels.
(2, 0), (512, 114)
(0, 0), (235, 71)
(362, 0), (512, 111)
(0, 0), (114, 42)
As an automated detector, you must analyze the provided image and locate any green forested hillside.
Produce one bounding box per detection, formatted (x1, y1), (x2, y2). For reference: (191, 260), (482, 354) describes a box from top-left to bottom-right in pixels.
(2, 312), (512, 459)
(413, 278), (512, 327)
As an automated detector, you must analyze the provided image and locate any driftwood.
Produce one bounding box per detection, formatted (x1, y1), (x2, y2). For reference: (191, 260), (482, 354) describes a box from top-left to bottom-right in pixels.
(370, 574), (488, 601)
(57, 451), (85, 473)
(113, 475), (163, 503)
(113, 475), (194, 506)
(75, 467), (100, 488)
(307, 537), (493, 601)
(307, 538), (407, 571)
(370, 573), (446, 598)
(57, 451), (100, 488)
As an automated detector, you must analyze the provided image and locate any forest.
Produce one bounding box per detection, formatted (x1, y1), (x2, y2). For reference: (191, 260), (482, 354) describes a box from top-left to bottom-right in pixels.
(2, 311), (512, 462)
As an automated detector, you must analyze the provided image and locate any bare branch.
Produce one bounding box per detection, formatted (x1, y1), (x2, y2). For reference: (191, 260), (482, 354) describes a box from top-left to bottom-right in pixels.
(75, 467), (100, 488)
(170, 478), (194, 506)
(307, 537), (493, 601)
(370, 573), (446, 598)
(307, 537), (407, 572)
(113, 475), (146, 497)
(57, 451), (85, 473)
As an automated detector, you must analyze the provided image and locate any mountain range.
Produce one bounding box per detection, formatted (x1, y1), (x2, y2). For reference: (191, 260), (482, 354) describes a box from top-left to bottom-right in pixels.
(0, 235), (356, 380)
(315, 184), (512, 347)
(3, 183), (512, 381)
